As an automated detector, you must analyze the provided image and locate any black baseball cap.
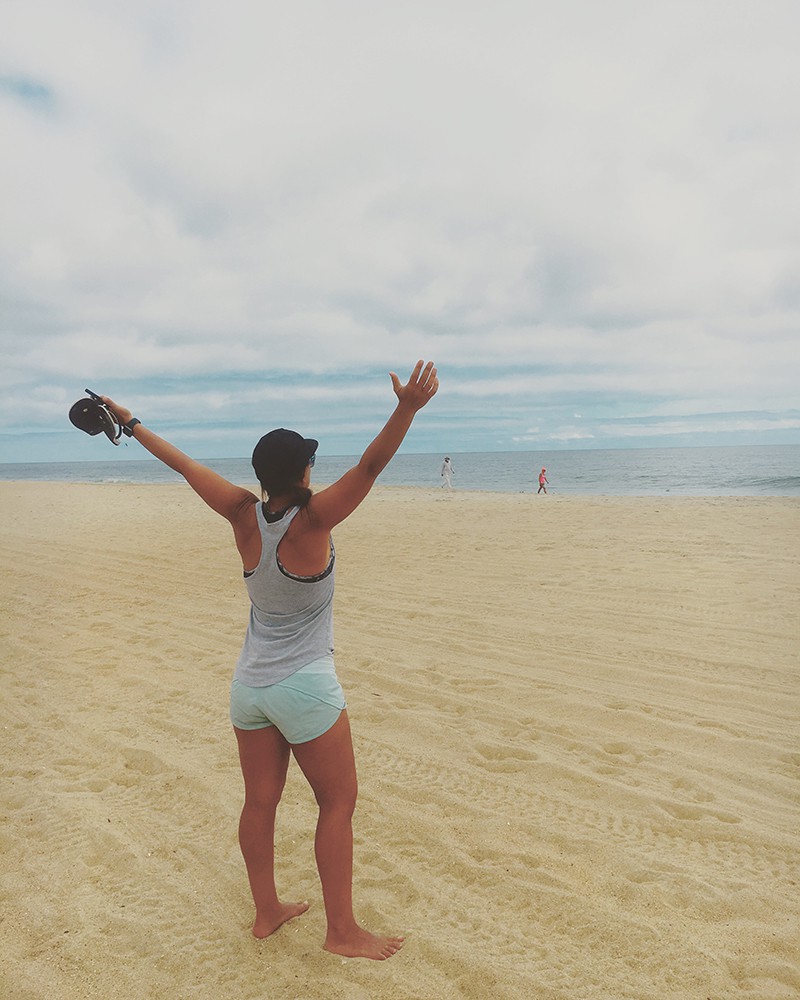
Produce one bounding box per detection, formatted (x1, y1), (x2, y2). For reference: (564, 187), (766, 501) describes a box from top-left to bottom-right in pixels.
(251, 428), (318, 483)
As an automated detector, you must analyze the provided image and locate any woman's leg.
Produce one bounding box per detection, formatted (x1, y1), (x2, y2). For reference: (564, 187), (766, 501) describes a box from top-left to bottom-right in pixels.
(234, 724), (310, 938)
(291, 710), (404, 960)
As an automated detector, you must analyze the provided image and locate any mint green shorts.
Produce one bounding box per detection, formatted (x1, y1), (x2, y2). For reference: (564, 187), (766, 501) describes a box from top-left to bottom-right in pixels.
(230, 655), (346, 744)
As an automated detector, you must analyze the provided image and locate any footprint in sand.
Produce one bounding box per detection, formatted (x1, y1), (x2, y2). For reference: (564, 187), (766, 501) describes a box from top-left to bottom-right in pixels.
(471, 741), (538, 773)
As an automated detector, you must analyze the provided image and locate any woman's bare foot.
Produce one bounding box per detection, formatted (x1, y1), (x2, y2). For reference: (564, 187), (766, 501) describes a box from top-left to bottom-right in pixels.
(252, 900), (310, 939)
(324, 926), (405, 961)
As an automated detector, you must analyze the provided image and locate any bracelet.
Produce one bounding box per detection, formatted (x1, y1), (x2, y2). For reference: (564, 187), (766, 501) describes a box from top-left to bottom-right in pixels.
(122, 417), (141, 437)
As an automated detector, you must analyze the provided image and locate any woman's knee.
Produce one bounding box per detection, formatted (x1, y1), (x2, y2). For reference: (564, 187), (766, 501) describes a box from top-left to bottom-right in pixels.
(244, 776), (287, 812)
(315, 776), (358, 815)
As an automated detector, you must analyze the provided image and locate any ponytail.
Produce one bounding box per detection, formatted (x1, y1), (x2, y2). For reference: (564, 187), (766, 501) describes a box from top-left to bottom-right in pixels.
(258, 475), (312, 510)
(285, 484), (312, 509)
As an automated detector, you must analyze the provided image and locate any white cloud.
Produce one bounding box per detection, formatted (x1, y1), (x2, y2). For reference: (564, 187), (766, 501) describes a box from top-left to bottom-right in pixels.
(1, 0), (799, 461)
(599, 415), (800, 438)
(548, 427), (596, 442)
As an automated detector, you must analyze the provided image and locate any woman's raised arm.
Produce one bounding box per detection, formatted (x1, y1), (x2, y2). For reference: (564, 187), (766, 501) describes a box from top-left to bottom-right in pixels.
(102, 396), (257, 523)
(304, 360), (438, 532)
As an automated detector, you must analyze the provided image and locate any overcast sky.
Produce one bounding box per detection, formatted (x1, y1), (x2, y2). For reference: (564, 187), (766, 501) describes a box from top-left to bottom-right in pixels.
(2, 0), (798, 463)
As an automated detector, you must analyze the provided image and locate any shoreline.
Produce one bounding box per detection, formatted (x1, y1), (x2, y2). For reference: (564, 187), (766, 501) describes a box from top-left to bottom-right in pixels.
(2, 478), (800, 500)
(2, 441), (799, 498)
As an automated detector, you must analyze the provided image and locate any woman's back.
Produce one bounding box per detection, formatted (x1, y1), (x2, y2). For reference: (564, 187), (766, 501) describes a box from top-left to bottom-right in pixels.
(235, 504), (335, 687)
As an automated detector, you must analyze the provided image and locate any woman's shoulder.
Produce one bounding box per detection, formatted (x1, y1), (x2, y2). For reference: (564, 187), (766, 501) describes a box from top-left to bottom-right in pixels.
(231, 492), (260, 525)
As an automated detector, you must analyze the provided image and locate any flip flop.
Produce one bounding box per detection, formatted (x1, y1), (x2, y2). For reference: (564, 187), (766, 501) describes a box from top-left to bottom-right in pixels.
(68, 390), (122, 445)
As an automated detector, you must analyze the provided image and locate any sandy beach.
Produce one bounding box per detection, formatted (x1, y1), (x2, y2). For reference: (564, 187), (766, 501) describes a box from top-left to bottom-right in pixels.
(1, 481), (798, 1000)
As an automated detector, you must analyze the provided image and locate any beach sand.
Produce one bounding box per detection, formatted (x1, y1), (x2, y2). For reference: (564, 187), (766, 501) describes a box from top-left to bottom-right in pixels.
(1, 482), (798, 1000)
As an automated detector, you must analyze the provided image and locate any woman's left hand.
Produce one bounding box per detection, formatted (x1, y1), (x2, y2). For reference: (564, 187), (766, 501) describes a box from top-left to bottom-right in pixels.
(389, 360), (439, 411)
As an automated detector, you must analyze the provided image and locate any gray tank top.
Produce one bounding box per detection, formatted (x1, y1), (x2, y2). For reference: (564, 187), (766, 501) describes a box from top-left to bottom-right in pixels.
(234, 504), (335, 686)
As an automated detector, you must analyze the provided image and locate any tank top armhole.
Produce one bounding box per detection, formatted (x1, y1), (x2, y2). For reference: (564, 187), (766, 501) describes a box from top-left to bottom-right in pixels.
(276, 540), (335, 583)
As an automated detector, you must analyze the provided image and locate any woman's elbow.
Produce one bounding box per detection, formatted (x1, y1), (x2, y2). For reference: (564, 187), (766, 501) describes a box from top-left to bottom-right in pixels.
(358, 457), (385, 482)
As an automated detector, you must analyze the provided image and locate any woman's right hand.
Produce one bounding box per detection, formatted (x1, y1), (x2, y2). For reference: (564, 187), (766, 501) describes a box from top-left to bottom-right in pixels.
(389, 360), (439, 411)
(101, 396), (133, 425)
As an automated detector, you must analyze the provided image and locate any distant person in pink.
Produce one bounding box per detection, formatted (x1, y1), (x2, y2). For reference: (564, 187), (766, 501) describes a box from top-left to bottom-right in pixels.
(537, 468), (548, 494)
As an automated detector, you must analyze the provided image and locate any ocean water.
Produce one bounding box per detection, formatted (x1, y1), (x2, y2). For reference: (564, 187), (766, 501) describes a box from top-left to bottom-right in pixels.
(1, 444), (798, 496)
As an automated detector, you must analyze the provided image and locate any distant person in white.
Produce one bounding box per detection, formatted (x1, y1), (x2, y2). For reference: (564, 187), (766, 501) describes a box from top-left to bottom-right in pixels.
(441, 456), (455, 489)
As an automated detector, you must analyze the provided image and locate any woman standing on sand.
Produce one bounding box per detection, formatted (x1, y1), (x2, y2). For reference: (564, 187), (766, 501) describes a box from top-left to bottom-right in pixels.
(102, 360), (438, 961)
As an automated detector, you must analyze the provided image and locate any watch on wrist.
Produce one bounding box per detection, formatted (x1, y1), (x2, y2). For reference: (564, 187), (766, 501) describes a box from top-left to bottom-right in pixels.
(123, 417), (141, 437)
